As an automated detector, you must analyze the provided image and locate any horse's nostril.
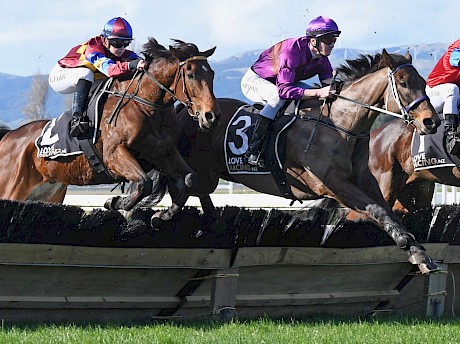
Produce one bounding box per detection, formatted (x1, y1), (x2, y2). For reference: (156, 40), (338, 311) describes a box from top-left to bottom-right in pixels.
(422, 118), (439, 133)
(205, 111), (215, 124)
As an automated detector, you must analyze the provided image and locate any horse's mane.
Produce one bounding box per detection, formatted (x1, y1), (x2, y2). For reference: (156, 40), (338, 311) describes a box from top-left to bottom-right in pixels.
(0, 124), (10, 140)
(141, 37), (175, 63)
(169, 39), (204, 62)
(336, 52), (409, 82)
(141, 37), (207, 64)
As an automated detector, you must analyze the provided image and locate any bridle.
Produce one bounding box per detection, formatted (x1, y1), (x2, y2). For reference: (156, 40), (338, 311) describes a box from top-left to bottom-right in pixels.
(300, 63), (430, 150)
(141, 55), (209, 120)
(334, 63), (429, 127)
(104, 55), (209, 123)
(385, 63), (429, 123)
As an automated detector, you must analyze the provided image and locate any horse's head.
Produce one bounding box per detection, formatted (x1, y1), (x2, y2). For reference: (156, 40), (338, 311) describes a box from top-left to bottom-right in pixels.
(169, 39), (221, 131)
(380, 49), (440, 135)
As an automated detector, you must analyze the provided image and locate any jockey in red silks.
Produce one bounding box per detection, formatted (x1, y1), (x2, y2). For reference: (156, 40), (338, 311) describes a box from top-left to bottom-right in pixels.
(48, 17), (146, 137)
(426, 38), (460, 156)
(240, 15), (340, 167)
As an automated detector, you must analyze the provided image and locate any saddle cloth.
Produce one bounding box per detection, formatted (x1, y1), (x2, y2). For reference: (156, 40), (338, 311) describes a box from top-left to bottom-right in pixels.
(224, 104), (296, 175)
(35, 81), (109, 159)
(411, 123), (460, 171)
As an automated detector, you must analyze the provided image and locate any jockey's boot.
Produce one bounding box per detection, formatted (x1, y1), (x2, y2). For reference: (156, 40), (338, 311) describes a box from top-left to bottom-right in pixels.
(69, 79), (92, 137)
(244, 116), (272, 168)
(444, 113), (460, 156)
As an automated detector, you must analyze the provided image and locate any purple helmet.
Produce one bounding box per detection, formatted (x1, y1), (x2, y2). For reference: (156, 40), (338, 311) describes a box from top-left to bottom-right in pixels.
(306, 16), (341, 38)
(102, 17), (133, 40)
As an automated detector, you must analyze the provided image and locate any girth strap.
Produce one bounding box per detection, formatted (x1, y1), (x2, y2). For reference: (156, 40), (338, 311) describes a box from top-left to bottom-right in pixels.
(78, 135), (116, 181)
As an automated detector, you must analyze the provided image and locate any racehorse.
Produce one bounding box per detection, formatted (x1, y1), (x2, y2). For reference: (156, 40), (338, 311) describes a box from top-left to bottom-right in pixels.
(368, 118), (459, 213)
(142, 49), (443, 274)
(0, 38), (220, 211)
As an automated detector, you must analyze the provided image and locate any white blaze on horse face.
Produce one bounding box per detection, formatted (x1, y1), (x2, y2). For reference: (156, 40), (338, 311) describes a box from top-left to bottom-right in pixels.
(202, 65), (208, 72)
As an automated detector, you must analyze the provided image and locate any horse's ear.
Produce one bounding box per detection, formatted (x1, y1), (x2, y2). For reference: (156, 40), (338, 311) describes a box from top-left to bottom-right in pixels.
(404, 51), (412, 63)
(203, 46), (216, 58)
(381, 49), (393, 68)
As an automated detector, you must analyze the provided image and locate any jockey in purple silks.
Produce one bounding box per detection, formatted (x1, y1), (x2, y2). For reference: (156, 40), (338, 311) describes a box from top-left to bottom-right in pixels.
(241, 15), (341, 168)
(49, 17), (146, 137)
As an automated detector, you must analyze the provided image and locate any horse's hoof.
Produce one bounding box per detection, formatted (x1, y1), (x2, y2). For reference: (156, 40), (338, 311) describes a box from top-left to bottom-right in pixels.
(417, 261), (442, 275)
(150, 214), (164, 231)
(408, 249), (442, 274)
(418, 263), (442, 274)
(104, 197), (118, 210)
(118, 209), (133, 220)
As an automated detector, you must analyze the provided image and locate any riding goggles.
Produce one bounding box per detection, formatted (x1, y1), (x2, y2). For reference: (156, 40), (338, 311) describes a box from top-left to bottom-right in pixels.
(319, 34), (339, 45)
(109, 39), (131, 48)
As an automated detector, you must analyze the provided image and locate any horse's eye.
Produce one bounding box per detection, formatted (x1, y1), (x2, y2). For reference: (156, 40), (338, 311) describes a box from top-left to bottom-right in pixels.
(188, 73), (195, 80)
(400, 82), (408, 88)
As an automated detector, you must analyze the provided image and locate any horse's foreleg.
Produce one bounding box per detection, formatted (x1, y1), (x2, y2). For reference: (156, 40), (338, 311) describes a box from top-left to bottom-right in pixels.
(151, 177), (189, 230)
(104, 145), (151, 211)
(199, 194), (219, 219)
(150, 148), (200, 229)
(27, 182), (68, 203)
(327, 179), (440, 274)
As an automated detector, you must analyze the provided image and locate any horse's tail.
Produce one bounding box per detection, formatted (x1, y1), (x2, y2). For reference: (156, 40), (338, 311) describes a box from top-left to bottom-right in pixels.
(292, 197), (351, 245)
(0, 124), (11, 141)
(132, 169), (169, 208)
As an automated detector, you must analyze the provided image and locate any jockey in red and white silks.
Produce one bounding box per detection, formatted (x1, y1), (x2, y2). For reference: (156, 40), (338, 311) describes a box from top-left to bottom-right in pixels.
(426, 38), (460, 155)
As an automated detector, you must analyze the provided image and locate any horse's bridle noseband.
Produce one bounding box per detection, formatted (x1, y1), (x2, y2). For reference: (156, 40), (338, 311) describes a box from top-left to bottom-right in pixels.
(333, 63), (430, 126)
(103, 55), (210, 124)
(142, 55), (209, 120)
(386, 63), (430, 123)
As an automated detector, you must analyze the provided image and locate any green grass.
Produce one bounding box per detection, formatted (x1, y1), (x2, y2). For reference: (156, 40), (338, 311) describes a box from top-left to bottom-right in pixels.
(1, 317), (460, 344)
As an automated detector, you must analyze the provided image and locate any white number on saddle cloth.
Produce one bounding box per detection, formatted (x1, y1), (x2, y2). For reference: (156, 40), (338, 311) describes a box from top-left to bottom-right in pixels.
(41, 118), (59, 146)
(228, 115), (251, 155)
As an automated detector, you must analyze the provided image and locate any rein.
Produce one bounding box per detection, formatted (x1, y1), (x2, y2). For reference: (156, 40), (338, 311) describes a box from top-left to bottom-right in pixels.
(334, 64), (429, 124)
(297, 114), (370, 139)
(143, 55), (209, 120)
(104, 55), (209, 123)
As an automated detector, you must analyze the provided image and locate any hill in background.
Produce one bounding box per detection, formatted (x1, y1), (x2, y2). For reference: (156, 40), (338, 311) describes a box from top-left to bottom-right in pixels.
(0, 42), (448, 129)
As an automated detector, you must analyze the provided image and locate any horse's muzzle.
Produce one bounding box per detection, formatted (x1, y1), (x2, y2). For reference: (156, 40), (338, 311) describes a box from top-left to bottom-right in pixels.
(420, 116), (441, 135)
(198, 110), (220, 130)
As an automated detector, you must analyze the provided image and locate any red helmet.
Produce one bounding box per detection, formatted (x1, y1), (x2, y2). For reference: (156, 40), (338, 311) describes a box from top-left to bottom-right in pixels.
(306, 16), (341, 38)
(102, 17), (133, 40)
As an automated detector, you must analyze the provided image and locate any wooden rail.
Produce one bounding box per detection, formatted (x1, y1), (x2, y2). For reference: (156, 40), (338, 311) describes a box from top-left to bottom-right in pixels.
(0, 243), (454, 323)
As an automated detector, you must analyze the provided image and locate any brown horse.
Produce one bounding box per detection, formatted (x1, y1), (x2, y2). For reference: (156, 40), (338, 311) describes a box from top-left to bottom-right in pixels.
(368, 118), (459, 213)
(144, 50), (443, 274)
(0, 38), (220, 211)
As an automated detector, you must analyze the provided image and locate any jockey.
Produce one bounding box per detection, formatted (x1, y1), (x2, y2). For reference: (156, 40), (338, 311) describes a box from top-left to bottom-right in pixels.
(426, 38), (460, 155)
(48, 17), (146, 137)
(240, 15), (340, 168)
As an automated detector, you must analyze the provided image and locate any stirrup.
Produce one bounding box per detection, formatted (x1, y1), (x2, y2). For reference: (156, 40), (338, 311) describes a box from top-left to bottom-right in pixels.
(70, 117), (90, 137)
(247, 154), (266, 168)
(446, 131), (460, 156)
(247, 154), (258, 166)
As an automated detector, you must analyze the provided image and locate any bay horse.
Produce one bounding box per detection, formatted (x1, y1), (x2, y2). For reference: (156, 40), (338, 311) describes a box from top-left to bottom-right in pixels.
(0, 38), (220, 211)
(368, 118), (458, 213)
(143, 49), (443, 274)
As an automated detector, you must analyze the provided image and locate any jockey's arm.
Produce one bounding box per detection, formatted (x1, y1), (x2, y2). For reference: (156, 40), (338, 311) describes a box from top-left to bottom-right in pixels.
(302, 85), (331, 99)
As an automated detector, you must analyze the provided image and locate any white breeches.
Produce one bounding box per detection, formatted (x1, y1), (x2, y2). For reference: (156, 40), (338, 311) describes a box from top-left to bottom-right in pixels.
(48, 64), (95, 94)
(426, 83), (460, 116)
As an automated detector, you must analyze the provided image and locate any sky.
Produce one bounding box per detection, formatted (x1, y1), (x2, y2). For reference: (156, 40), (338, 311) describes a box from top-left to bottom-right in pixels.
(2, 0), (459, 77)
